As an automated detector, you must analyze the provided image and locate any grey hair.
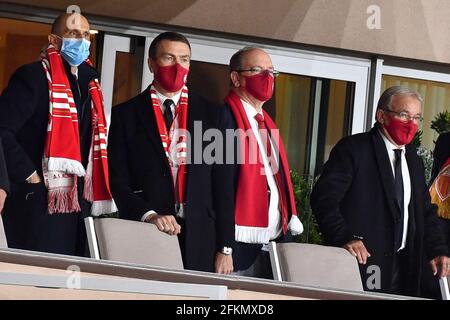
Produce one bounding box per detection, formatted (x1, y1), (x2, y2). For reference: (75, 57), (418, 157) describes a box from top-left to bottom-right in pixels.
(377, 85), (423, 111)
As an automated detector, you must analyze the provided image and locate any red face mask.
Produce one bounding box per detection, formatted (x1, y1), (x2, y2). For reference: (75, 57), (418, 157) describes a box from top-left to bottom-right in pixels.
(383, 116), (418, 146)
(155, 63), (189, 92)
(243, 72), (274, 102)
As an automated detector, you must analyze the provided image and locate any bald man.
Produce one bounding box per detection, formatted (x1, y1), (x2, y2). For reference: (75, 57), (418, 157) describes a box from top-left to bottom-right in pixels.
(0, 13), (115, 256)
(224, 47), (303, 279)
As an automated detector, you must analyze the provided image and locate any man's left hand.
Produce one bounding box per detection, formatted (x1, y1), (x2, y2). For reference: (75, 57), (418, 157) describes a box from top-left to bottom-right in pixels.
(0, 189), (6, 214)
(215, 252), (233, 275)
(430, 256), (450, 278)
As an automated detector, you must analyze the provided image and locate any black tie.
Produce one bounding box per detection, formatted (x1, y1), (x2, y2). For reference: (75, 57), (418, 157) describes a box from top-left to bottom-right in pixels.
(394, 149), (404, 250)
(163, 99), (174, 130)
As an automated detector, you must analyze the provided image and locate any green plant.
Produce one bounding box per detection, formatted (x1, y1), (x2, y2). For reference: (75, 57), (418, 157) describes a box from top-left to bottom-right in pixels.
(290, 171), (322, 244)
(412, 129), (423, 147)
(430, 111), (450, 135)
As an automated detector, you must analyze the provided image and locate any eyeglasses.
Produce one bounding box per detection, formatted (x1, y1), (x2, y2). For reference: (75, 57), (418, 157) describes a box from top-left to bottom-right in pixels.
(383, 109), (424, 122)
(235, 67), (280, 77)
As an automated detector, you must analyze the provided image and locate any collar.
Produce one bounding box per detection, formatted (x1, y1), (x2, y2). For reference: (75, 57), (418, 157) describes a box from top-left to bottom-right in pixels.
(155, 89), (182, 107)
(241, 98), (263, 121)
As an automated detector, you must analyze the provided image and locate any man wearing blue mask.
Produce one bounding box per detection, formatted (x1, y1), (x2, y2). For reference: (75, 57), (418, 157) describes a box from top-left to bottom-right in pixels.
(0, 12), (115, 256)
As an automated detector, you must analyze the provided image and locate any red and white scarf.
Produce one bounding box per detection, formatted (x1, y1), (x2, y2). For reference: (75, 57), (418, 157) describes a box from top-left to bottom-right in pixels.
(225, 90), (303, 243)
(41, 45), (116, 216)
(150, 85), (188, 208)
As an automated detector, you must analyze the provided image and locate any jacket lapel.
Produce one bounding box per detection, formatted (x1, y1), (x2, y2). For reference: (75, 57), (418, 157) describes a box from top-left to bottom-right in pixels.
(371, 128), (400, 220)
(134, 88), (171, 172)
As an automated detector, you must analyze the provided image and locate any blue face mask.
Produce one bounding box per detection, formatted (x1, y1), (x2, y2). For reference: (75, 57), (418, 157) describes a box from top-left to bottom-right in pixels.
(60, 38), (91, 66)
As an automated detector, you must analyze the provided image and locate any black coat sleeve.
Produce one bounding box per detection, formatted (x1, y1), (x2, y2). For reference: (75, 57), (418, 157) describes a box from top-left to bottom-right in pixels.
(310, 137), (356, 247)
(211, 105), (236, 251)
(0, 138), (9, 193)
(0, 65), (40, 182)
(107, 106), (153, 221)
(431, 132), (450, 182)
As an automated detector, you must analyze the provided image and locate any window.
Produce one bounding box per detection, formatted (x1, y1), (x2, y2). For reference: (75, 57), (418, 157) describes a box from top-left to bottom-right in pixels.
(0, 18), (50, 91)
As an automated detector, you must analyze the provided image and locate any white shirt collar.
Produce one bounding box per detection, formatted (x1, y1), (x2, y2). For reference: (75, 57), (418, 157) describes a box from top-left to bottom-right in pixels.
(241, 99), (263, 120)
(155, 89), (182, 108)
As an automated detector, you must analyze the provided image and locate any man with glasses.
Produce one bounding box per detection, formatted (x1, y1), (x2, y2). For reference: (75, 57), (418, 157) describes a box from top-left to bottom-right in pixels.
(224, 47), (303, 279)
(0, 12), (115, 256)
(311, 86), (449, 297)
(108, 32), (235, 274)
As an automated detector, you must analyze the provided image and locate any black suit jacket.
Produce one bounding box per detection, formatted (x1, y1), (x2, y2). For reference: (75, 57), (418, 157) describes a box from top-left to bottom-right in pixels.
(108, 88), (235, 272)
(0, 138), (9, 193)
(311, 127), (448, 296)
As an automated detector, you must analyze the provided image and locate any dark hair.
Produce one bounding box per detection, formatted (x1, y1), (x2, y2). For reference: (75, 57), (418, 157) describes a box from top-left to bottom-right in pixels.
(149, 32), (191, 59)
(229, 46), (259, 73)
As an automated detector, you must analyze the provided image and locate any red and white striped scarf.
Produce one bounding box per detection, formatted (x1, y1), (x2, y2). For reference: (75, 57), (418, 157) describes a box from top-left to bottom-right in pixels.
(41, 45), (116, 216)
(150, 85), (188, 207)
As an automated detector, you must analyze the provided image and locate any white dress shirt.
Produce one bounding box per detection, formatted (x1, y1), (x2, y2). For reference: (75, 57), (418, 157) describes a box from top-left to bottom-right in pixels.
(241, 99), (282, 240)
(141, 90), (183, 222)
(380, 130), (411, 251)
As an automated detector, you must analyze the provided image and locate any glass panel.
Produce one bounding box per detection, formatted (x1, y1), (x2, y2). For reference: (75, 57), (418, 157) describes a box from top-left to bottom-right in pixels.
(0, 18), (50, 91)
(274, 73), (311, 173)
(308, 79), (355, 176)
(382, 75), (450, 150)
(112, 37), (145, 106)
(322, 79), (354, 165)
(188, 60), (229, 103)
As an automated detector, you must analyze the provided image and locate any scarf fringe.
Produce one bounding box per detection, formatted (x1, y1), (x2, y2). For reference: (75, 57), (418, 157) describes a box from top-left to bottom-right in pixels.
(90, 199), (118, 217)
(288, 215), (304, 235)
(48, 185), (80, 214)
(235, 225), (273, 244)
(48, 157), (86, 177)
(235, 215), (304, 243)
(83, 172), (93, 202)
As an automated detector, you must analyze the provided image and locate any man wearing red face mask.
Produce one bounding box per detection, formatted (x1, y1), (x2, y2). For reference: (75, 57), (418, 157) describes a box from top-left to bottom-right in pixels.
(224, 47), (303, 279)
(108, 32), (235, 274)
(311, 86), (449, 297)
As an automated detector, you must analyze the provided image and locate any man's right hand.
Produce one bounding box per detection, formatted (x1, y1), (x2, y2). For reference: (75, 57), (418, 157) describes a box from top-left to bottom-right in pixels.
(26, 172), (41, 184)
(343, 240), (371, 265)
(145, 214), (181, 236)
(0, 189), (6, 214)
